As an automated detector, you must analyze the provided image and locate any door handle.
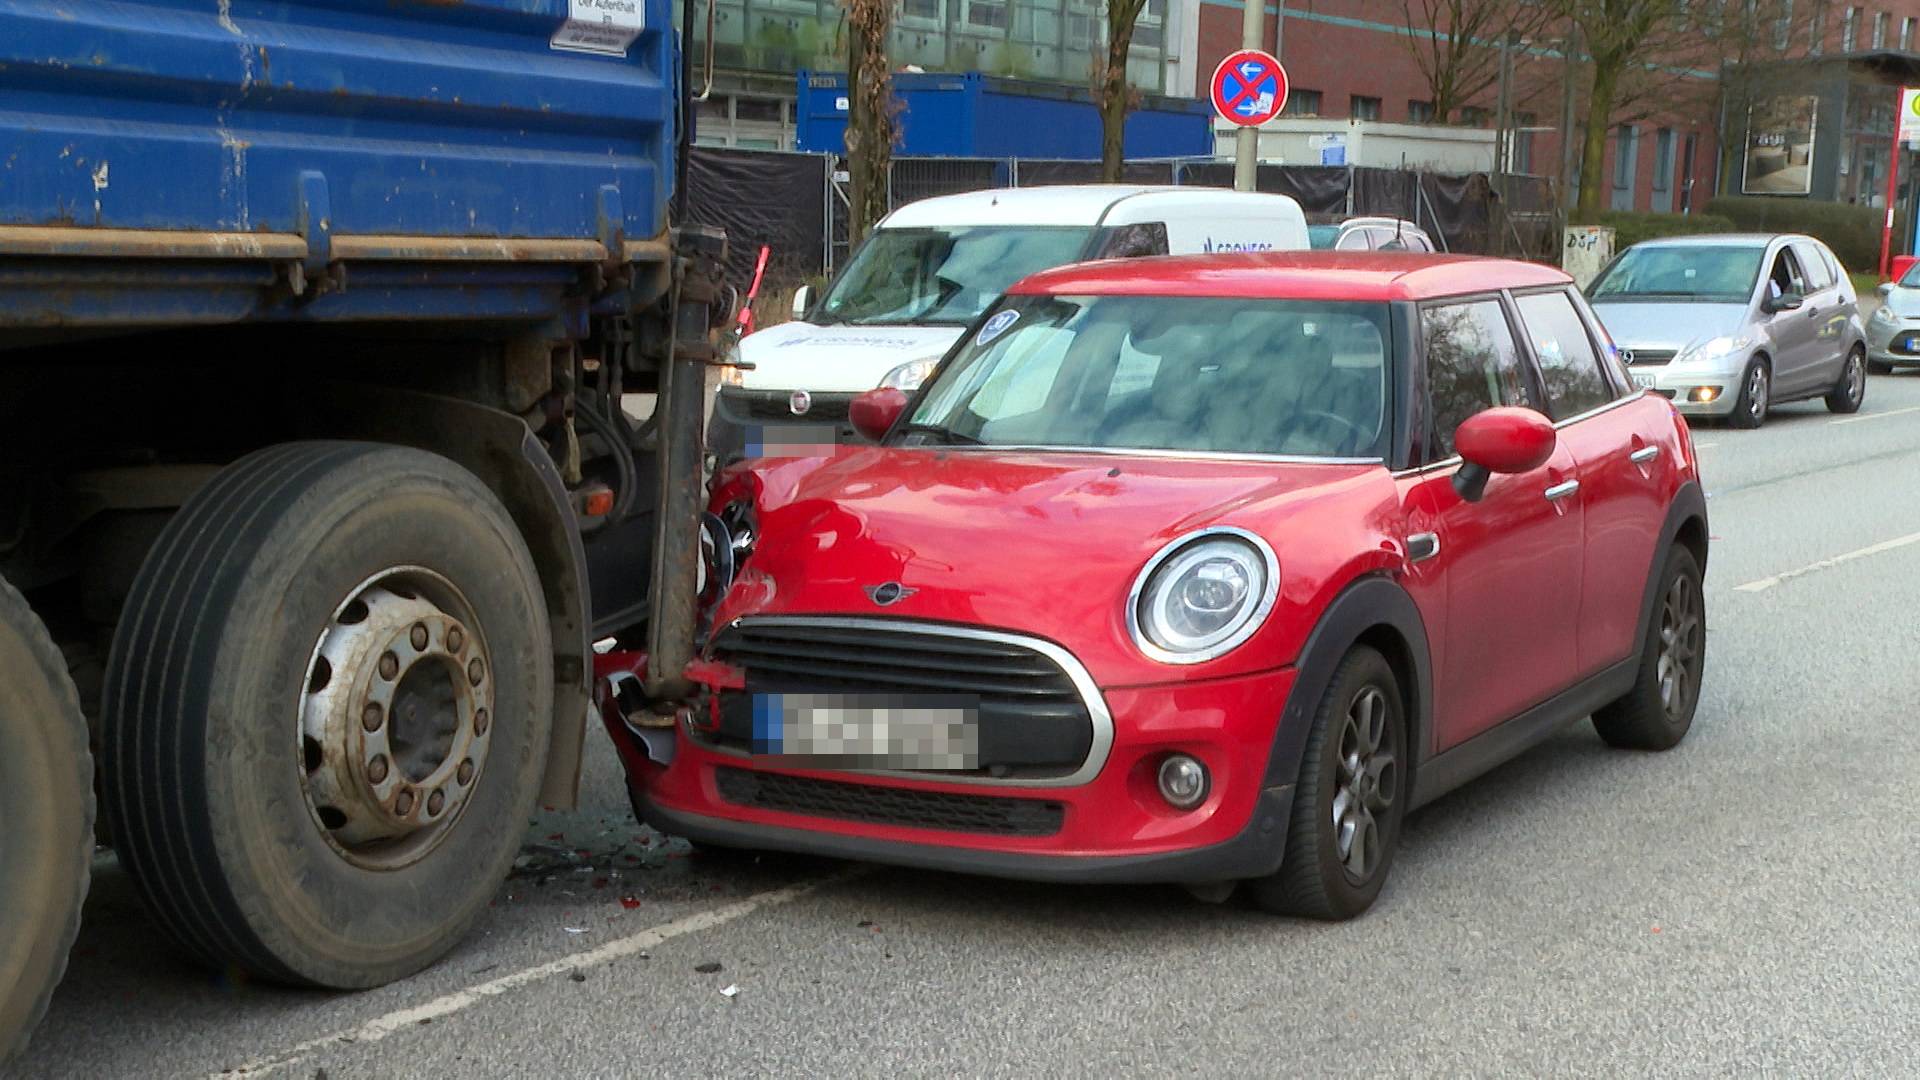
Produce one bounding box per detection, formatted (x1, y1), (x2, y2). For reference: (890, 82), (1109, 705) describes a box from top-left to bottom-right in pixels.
(1544, 479), (1581, 502)
(1407, 532), (1441, 563)
(1630, 445), (1660, 464)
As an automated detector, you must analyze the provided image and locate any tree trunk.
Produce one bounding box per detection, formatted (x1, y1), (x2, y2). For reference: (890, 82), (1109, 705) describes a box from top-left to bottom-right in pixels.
(1574, 57), (1620, 225)
(844, 0), (894, 245)
(1098, 8), (1139, 182)
(847, 26), (872, 246)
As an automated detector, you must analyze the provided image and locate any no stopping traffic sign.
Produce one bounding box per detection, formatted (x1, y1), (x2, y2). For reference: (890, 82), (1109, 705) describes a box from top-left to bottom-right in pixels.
(1211, 49), (1288, 127)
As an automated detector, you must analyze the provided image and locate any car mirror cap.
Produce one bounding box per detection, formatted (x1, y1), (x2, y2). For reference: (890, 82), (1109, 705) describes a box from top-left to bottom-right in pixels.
(1453, 407), (1557, 480)
(850, 388), (909, 442)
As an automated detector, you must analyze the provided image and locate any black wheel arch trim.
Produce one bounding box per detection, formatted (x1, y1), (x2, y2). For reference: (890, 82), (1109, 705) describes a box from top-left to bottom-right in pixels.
(1633, 480), (1708, 658)
(1260, 574), (1435, 797)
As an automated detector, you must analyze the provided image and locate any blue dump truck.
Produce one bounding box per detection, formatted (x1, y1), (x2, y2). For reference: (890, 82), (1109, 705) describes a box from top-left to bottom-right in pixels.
(0, 0), (727, 1054)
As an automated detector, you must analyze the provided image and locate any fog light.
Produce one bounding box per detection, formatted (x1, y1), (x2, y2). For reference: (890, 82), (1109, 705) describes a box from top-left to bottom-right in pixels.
(1689, 386), (1721, 403)
(1157, 754), (1210, 810)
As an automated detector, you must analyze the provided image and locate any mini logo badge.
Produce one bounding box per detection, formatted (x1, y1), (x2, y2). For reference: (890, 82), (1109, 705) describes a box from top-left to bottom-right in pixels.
(789, 389), (812, 416)
(863, 581), (917, 606)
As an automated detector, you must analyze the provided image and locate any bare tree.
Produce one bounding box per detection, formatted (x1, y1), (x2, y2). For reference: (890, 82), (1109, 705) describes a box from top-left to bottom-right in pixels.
(1095, 0), (1149, 181)
(1399, 0), (1554, 122)
(843, 0), (899, 243)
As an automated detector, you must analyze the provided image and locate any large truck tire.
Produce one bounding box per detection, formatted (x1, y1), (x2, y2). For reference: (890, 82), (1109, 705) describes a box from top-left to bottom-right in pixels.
(0, 576), (93, 1063)
(101, 442), (553, 989)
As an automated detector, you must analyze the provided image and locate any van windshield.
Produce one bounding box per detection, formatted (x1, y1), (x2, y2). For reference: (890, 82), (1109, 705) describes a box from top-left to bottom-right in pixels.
(814, 225), (1093, 327)
(902, 294), (1392, 459)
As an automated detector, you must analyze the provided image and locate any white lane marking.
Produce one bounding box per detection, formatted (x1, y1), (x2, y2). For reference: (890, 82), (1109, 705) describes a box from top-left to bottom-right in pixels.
(1733, 530), (1920, 593)
(218, 875), (849, 1078)
(1832, 404), (1920, 426)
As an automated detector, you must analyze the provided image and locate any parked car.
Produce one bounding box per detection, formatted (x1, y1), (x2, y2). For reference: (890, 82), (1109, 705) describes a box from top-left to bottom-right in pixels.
(710, 185), (1311, 460)
(1308, 216), (1438, 253)
(624, 252), (1709, 919)
(1866, 261), (1920, 373)
(1586, 233), (1867, 428)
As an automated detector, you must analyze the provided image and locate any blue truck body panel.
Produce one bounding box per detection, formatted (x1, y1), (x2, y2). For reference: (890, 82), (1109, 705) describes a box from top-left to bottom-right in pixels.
(0, 0), (680, 328)
(794, 71), (1212, 160)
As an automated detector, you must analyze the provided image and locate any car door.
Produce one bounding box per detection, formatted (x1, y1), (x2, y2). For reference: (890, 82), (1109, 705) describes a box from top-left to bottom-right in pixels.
(1396, 296), (1584, 753)
(1759, 243), (1822, 395)
(1513, 287), (1669, 678)
(1791, 238), (1849, 386)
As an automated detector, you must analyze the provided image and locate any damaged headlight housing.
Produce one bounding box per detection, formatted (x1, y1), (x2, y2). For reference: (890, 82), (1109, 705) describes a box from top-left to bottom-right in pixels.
(1128, 527), (1279, 664)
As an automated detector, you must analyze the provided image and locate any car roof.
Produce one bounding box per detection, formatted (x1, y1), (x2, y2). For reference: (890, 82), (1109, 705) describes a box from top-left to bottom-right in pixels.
(1011, 251), (1570, 302)
(1627, 233), (1797, 248)
(1343, 216), (1424, 231)
(882, 185), (1180, 228)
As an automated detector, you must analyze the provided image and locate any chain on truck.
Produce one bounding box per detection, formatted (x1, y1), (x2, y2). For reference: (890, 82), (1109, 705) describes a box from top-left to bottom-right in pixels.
(0, 0), (737, 1057)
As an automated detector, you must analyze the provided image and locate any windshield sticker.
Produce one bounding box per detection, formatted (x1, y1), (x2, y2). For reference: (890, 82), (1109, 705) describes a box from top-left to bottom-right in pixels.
(976, 310), (1019, 346)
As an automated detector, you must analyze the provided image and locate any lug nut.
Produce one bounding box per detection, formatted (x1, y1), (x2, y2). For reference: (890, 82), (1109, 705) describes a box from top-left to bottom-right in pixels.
(474, 708), (490, 736)
(368, 755), (390, 784)
(411, 623), (429, 651)
(394, 788), (415, 816)
(427, 788), (445, 816)
(361, 703), (384, 732)
(457, 759), (475, 785)
(446, 626), (464, 653)
(378, 652), (399, 680)
(468, 657), (485, 685)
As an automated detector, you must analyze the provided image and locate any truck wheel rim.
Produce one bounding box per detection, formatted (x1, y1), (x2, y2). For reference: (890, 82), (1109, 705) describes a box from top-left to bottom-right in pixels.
(299, 567), (493, 870)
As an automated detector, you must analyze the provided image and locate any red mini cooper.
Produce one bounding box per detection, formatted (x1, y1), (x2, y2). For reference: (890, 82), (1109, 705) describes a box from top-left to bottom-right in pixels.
(616, 252), (1709, 918)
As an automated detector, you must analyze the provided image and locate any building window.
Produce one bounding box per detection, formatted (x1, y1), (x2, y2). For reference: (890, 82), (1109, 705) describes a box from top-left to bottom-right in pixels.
(964, 0), (1007, 30)
(1408, 100), (1436, 123)
(1284, 89), (1323, 116)
(1513, 111), (1536, 173)
(1460, 105), (1492, 127)
(1905, 15), (1915, 47)
(1774, 0), (1793, 48)
(1842, 5), (1857, 49)
(1810, 1), (1825, 52)
(1874, 10), (1888, 46)
(1351, 95), (1382, 121)
(1614, 124), (1637, 189)
(901, 0), (942, 19)
(1653, 128), (1675, 191)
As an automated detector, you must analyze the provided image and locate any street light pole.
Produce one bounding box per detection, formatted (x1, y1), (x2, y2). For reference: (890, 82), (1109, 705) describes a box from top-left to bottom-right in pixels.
(1233, 0), (1266, 191)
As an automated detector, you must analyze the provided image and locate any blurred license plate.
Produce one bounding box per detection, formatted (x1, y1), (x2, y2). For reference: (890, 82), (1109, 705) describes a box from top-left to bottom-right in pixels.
(1631, 370), (1658, 389)
(749, 693), (979, 769)
(1904, 334), (1920, 351)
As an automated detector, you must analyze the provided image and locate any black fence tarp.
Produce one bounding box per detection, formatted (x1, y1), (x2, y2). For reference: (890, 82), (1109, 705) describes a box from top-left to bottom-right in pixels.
(1014, 159), (1179, 186)
(1174, 163), (1352, 218)
(684, 147), (829, 297)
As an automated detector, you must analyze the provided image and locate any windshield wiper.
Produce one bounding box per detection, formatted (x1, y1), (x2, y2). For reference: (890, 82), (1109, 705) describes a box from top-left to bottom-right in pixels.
(896, 422), (982, 445)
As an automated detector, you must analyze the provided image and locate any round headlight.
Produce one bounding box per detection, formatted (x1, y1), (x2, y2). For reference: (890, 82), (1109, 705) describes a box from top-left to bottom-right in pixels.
(880, 357), (939, 391)
(1128, 528), (1278, 664)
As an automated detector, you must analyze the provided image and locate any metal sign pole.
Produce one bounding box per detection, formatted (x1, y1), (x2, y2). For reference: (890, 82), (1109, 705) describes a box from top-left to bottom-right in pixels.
(1234, 0), (1265, 191)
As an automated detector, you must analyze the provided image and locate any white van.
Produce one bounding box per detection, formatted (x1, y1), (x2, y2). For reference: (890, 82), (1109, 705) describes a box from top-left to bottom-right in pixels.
(711, 185), (1310, 455)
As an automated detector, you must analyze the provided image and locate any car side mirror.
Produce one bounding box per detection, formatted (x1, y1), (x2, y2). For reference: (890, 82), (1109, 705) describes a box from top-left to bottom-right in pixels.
(1877, 282), (1894, 298)
(1763, 290), (1804, 314)
(849, 388), (909, 442)
(1451, 407), (1557, 503)
(791, 285), (813, 320)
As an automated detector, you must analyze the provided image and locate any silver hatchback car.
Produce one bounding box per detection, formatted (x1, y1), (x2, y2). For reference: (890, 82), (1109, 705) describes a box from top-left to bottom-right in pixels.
(1587, 234), (1867, 428)
(1866, 261), (1920, 372)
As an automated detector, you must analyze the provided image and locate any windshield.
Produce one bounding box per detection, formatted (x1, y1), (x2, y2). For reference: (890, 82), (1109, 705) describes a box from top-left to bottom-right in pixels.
(1308, 225), (1339, 250)
(1588, 244), (1765, 302)
(814, 225), (1094, 327)
(1900, 262), (1920, 289)
(903, 294), (1392, 458)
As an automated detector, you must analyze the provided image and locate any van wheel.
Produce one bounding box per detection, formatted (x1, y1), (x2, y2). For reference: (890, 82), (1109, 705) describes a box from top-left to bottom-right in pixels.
(102, 442), (552, 989)
(0, 576), (93, 1063)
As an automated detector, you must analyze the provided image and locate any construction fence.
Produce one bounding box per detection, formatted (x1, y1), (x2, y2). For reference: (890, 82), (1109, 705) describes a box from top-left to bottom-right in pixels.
(681, 146), (1561, 321)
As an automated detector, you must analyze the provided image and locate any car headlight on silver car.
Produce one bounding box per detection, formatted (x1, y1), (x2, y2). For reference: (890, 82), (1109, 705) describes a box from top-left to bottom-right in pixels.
(1871, 305), (1897, 326)
(1128, 527), (1279, 664)
(879, 357), (940, 391)
(1676, 333), (1755, 365)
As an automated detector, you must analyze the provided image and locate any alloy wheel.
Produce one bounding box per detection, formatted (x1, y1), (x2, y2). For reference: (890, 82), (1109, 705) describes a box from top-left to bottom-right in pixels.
(1845, 352), (1866, 407)
(1331, 686), (1397, 882)
(1656, 572), (1702, 721)
(1747, 365), (1770, 425)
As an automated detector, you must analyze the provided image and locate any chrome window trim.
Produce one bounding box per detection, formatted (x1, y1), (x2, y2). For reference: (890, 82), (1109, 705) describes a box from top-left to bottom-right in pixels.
(927, 444), (1383, 467)
(711, 615), (1115, 789)
(1125, 526), (1282, 666)
(1390, 391), (1647, 478)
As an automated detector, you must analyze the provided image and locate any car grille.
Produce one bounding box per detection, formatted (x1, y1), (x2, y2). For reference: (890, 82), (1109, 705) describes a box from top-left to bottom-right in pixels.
(1624, 349), (1678, 366)
(720, 388), (855, 424)
(706, 619), (1101, 780)
(715, 767), (1066, 836)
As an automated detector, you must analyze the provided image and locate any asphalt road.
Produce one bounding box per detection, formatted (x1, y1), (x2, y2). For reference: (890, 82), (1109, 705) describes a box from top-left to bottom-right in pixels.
(14, 374), (1920, 1079)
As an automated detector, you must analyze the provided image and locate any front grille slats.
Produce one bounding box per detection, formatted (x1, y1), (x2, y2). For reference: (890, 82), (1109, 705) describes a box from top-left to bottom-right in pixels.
(733, 624), (1042, 661)
(1627, 349), (1678, 366)
(728, 652), (1070, 699)
(722, 638), (1061, 680)
(717, 767), (1065, 836)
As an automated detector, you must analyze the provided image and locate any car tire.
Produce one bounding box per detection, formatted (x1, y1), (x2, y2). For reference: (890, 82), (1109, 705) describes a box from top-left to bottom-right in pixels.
(1249, 646), (1405, 920)
(1728, 358), (1769, 429)
(1593, 544), (1705, 752)
(0, 576), (93, 1064)
(102, 442), (553, 989)
(1824, 346), (1866, 414)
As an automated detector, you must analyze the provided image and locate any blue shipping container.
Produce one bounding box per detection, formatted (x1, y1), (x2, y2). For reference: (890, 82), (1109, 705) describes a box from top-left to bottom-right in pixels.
(795, 71), (1211, 160)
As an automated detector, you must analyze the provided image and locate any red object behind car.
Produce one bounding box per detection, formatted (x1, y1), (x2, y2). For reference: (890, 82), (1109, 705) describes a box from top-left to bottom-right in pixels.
(618, 252), (1709, 918)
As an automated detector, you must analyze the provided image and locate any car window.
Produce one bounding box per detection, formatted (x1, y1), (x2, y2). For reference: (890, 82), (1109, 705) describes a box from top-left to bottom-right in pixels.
(1792, 241), (1834, 291)
(1514, 290), (1615, 419)
(1765, 246), (1808, 300)
(815, 225), (1095, 327)
(1420, 300), (1538, 460)
(908, 294), (1393, 458)
(1093, 222), (1170, 260)
(1334, 228), (1371, 251)
(1587, 244), (1765, 301)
